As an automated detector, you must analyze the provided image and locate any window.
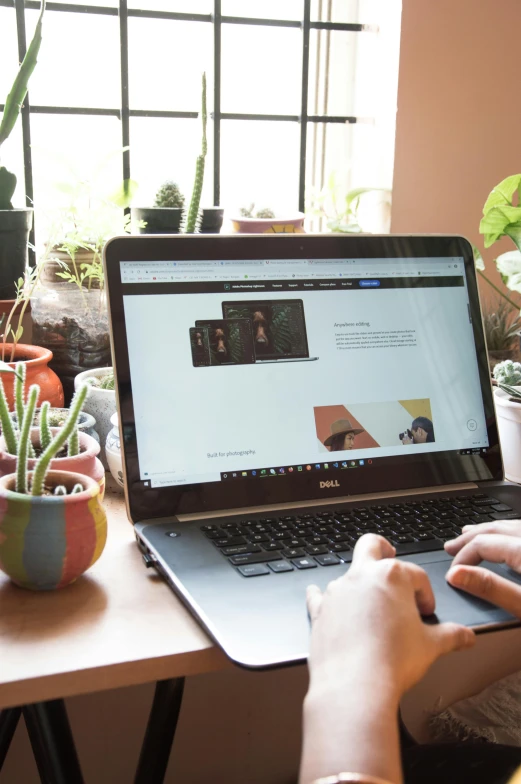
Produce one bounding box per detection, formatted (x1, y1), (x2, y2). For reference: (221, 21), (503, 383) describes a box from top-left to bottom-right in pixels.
(0, 0), (401, 240)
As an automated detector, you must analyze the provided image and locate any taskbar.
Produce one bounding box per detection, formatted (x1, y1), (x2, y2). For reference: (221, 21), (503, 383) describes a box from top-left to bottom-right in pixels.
(219, 447), (489, 481)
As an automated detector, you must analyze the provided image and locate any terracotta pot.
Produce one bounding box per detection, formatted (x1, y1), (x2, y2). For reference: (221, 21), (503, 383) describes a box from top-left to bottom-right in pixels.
(0, 343), (64, 411)
(230, 213), (305, 234)
(0, 470), (107, 590)
(0, 429), (105, 499)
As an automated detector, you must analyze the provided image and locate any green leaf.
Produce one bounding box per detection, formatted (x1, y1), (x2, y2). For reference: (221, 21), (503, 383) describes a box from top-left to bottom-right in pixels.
(0, 166), (16, 209)
(0, 361), (23, 382)
(479, 205), (521, 247)
(483, 174), (521, 215)
(108, 178), (138, 208)
(0, 1), (46, 148)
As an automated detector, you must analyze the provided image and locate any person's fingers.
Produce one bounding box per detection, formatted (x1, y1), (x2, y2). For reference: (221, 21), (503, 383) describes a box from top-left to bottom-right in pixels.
(425, 621), (475, 657)
(306, 584), (323, 622)
(449, 533), (521, 571)
(402, 561), (436, 616)
(447, 565), (521, 618)
(351, 533), (396, 567)
(445, 521), (521, 555)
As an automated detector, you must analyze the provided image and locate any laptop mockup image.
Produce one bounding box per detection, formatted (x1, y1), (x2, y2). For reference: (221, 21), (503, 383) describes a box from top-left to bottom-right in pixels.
(104, 234), (521, 669)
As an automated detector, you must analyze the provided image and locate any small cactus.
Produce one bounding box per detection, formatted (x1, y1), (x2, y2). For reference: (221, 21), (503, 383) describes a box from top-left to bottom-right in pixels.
(493, 360), (521, 386)
(154, 181), (185, 209)
(185, 72), (207, 234)
(255, 208), (275, 219)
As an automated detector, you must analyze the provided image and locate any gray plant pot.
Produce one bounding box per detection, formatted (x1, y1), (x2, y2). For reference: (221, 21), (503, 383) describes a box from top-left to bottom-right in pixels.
(200, 207), (224, 234)
(0, 209), (33, 299)
(132, 207), (183, 234)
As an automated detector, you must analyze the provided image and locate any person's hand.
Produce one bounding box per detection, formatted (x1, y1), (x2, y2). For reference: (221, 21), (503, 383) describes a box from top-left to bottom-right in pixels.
(446, 520), (521, 616)
(401, 435), (413, 445)
(307, 533), (475, 701)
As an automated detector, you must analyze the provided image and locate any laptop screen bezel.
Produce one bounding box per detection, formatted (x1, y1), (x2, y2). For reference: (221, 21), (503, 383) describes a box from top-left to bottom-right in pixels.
(104, 234), (502, 524)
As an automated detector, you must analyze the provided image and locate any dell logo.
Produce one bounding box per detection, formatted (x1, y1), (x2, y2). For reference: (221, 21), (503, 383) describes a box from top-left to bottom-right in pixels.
(320, 480), (340, 489)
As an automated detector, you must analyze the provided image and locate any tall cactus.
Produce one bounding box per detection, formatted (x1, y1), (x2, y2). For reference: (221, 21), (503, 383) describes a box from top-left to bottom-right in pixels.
(16, 385), (38, 494)
(185, 72), (207, 234)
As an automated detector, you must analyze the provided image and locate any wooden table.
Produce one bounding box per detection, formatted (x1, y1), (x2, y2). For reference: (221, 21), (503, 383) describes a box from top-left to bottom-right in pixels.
(0, 476), (228, 783)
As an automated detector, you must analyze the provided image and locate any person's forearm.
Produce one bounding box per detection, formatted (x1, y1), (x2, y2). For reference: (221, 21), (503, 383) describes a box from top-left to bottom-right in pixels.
(299, 674), (402, 784)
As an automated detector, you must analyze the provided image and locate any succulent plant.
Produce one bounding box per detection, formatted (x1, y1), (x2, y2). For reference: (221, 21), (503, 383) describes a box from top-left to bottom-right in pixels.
(0, 362), (88, 495)
(239, 204), (275, 219)
(154, 181), (185, 209)
(85, 370), (114, 390)
(255, 208), (276, 219)
(493, 360), (521, 386)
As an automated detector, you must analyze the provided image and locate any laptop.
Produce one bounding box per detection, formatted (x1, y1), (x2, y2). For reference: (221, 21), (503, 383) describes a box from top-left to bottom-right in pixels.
(104, 234), (521, 669)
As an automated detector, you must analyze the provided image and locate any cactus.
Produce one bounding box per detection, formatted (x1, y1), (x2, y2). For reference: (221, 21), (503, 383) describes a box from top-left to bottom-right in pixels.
(68, 427), (79, 457)
(16, 385), (38, 494)
(154, 180), (185, 209)
(71, 483), (83, 494)
(30, 384), (89, 496)
(53, 485), (67, 496)
(493, 360), (521, 386)
(0, 376), (18, 456)
(39, 400), (52, 451)
(185, 72), (207, 234)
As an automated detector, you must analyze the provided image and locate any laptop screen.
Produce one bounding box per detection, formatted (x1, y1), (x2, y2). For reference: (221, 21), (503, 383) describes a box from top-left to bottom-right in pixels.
(105, 235), (499, 519)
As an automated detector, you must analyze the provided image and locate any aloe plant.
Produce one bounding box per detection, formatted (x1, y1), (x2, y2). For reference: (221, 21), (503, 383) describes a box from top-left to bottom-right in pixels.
(185, 72), (207, 233)
(0, 0), (46, 209)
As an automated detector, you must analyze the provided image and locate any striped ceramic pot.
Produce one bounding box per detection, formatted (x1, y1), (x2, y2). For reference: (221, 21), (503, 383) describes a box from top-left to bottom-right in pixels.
(0, 470), (107, 591)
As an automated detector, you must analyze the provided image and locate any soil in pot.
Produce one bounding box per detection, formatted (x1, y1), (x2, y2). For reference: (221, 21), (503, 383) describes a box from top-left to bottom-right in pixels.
(31, 285), (111, 405)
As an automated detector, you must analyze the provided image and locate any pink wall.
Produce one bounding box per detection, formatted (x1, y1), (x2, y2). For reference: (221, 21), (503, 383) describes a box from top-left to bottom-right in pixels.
(391, 0), (521, 309)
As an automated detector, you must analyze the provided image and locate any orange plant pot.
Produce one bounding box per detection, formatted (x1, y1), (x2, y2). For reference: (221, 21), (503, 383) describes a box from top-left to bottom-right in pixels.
(0, 343), (64, 411)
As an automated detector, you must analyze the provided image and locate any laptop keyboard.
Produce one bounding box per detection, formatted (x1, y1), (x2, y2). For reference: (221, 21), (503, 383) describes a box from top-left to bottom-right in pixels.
(201, 493), (521, 577)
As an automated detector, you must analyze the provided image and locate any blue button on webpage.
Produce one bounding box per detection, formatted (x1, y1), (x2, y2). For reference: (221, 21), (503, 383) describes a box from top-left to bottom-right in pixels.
(359, 280), (381, 287)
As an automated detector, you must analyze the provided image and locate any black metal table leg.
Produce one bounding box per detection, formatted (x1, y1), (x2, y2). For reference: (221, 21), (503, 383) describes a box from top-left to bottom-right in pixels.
(23, 699), (84, 784)
(0, 707), (21, 772)
(134, 677), (185, 784)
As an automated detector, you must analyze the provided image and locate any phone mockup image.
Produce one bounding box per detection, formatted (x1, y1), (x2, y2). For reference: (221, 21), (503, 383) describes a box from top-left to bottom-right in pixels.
(194, 319), (255, 366)
(189, 327), (211, 367)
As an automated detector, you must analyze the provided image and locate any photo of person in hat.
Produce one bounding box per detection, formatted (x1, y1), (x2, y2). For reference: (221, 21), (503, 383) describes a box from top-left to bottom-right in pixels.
(324, 418), (365, 452)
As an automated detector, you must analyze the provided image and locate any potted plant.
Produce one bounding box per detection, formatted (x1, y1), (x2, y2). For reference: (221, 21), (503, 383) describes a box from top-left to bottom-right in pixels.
(133, 180), (186, 234)
(74, 367), (115, 469)
(0, 1), (45, 299)
(306, 173), (391, 234)
(491, 361), (521, 484)
(230, 203), (305, 234)
(0, 374), (107, 590)
(483, 299), (520, 372)
(0, 363), (104, 495)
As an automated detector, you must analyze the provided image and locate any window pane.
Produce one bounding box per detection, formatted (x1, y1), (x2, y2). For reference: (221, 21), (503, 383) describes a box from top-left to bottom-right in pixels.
(220, 120), (300, 215)
(50, 0), (116, 6)
(222, 1), (301, 20)
(0, 8), (19, 102)
(128, 19), (212, 111)
(308, 30), (359, 117)
(129, 117), (213, 211)
(221, 26), (301, 115)
(128, 0), (210, 11)
(310, 0), (360, 23)
(30, 115), (123, 241)
(26, 9), (120, 109)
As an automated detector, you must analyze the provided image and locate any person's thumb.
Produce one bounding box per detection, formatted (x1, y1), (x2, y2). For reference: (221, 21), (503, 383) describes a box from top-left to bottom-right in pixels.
(306, 584), (323, 622)
(426, 621), (475, 658)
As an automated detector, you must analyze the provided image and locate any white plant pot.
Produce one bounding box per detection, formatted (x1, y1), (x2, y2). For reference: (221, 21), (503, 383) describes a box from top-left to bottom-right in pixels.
(74, 367), (116, 470)
(105, 412), (124, 488)
(494, 387), (521, 484)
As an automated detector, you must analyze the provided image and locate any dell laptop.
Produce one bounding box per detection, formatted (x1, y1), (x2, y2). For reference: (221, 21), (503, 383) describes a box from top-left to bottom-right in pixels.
(104, 234), (521, 669)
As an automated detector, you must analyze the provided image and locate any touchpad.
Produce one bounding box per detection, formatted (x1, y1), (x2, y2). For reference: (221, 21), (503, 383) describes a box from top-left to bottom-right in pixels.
(422, 559), (521, 630)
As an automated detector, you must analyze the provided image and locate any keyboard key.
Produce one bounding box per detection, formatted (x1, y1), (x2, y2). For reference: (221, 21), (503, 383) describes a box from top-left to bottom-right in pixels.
(414, 532), (435, 541)
(237, 564), (270, 577)
(272, 532), (292, 541)
(281, 547), (306, 559)
(222, 544), (261, 556)
(215, 536), (247, 547)
(306, 545), (329, 556)
(329, 533), (351, 543)
(201, 525), (218, 531)
(315, 553), (341, 566)
(204, 530), (224, 539)
(473, 497), (500, 506)
(393, 539), (445, 556)
(391, 535), (415, 544)
(248, 534), (270, 543)
(292, 557), (317, 570)
(491, 512), (521, 520)
(269, 560), (294, 573)
(287, 538), (306, 548)
(262, 542), (285, 551)
(331, 543), (352, 554)
(305, 536), (329, 545)
(468, 515), (493, 524)
(491, 504), (514, 513)
(229, 552), (282, 566)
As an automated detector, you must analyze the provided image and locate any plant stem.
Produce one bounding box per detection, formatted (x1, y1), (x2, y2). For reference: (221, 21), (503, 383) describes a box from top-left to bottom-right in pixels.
(16, 385), (38, 494)
(68, 427), (79, 457)
(478, 269), (521, 311)
(31, 384), (88, 496)
(14, 362), (24, 429)
(40, 400), (52, 451)
(0, 378), (17, 455)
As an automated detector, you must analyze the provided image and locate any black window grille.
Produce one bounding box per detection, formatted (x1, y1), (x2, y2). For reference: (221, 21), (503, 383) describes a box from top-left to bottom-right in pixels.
(0, 0), (377, 240)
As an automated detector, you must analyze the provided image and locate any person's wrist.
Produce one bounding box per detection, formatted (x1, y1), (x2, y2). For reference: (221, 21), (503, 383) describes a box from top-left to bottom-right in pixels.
(306, 656), (403, 708)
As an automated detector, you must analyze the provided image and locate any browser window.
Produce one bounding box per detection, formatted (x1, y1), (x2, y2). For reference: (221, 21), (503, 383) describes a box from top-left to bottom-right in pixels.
(121, 257), (488, 488)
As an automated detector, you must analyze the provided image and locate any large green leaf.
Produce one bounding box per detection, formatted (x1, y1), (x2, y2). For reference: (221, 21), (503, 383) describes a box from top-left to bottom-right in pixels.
(482, 174), (521, 215)
(108, 178), (138, 208)
(479, 205), (521, 247)
(0, 166), (16, 209)
(0, 1), (45, 148)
